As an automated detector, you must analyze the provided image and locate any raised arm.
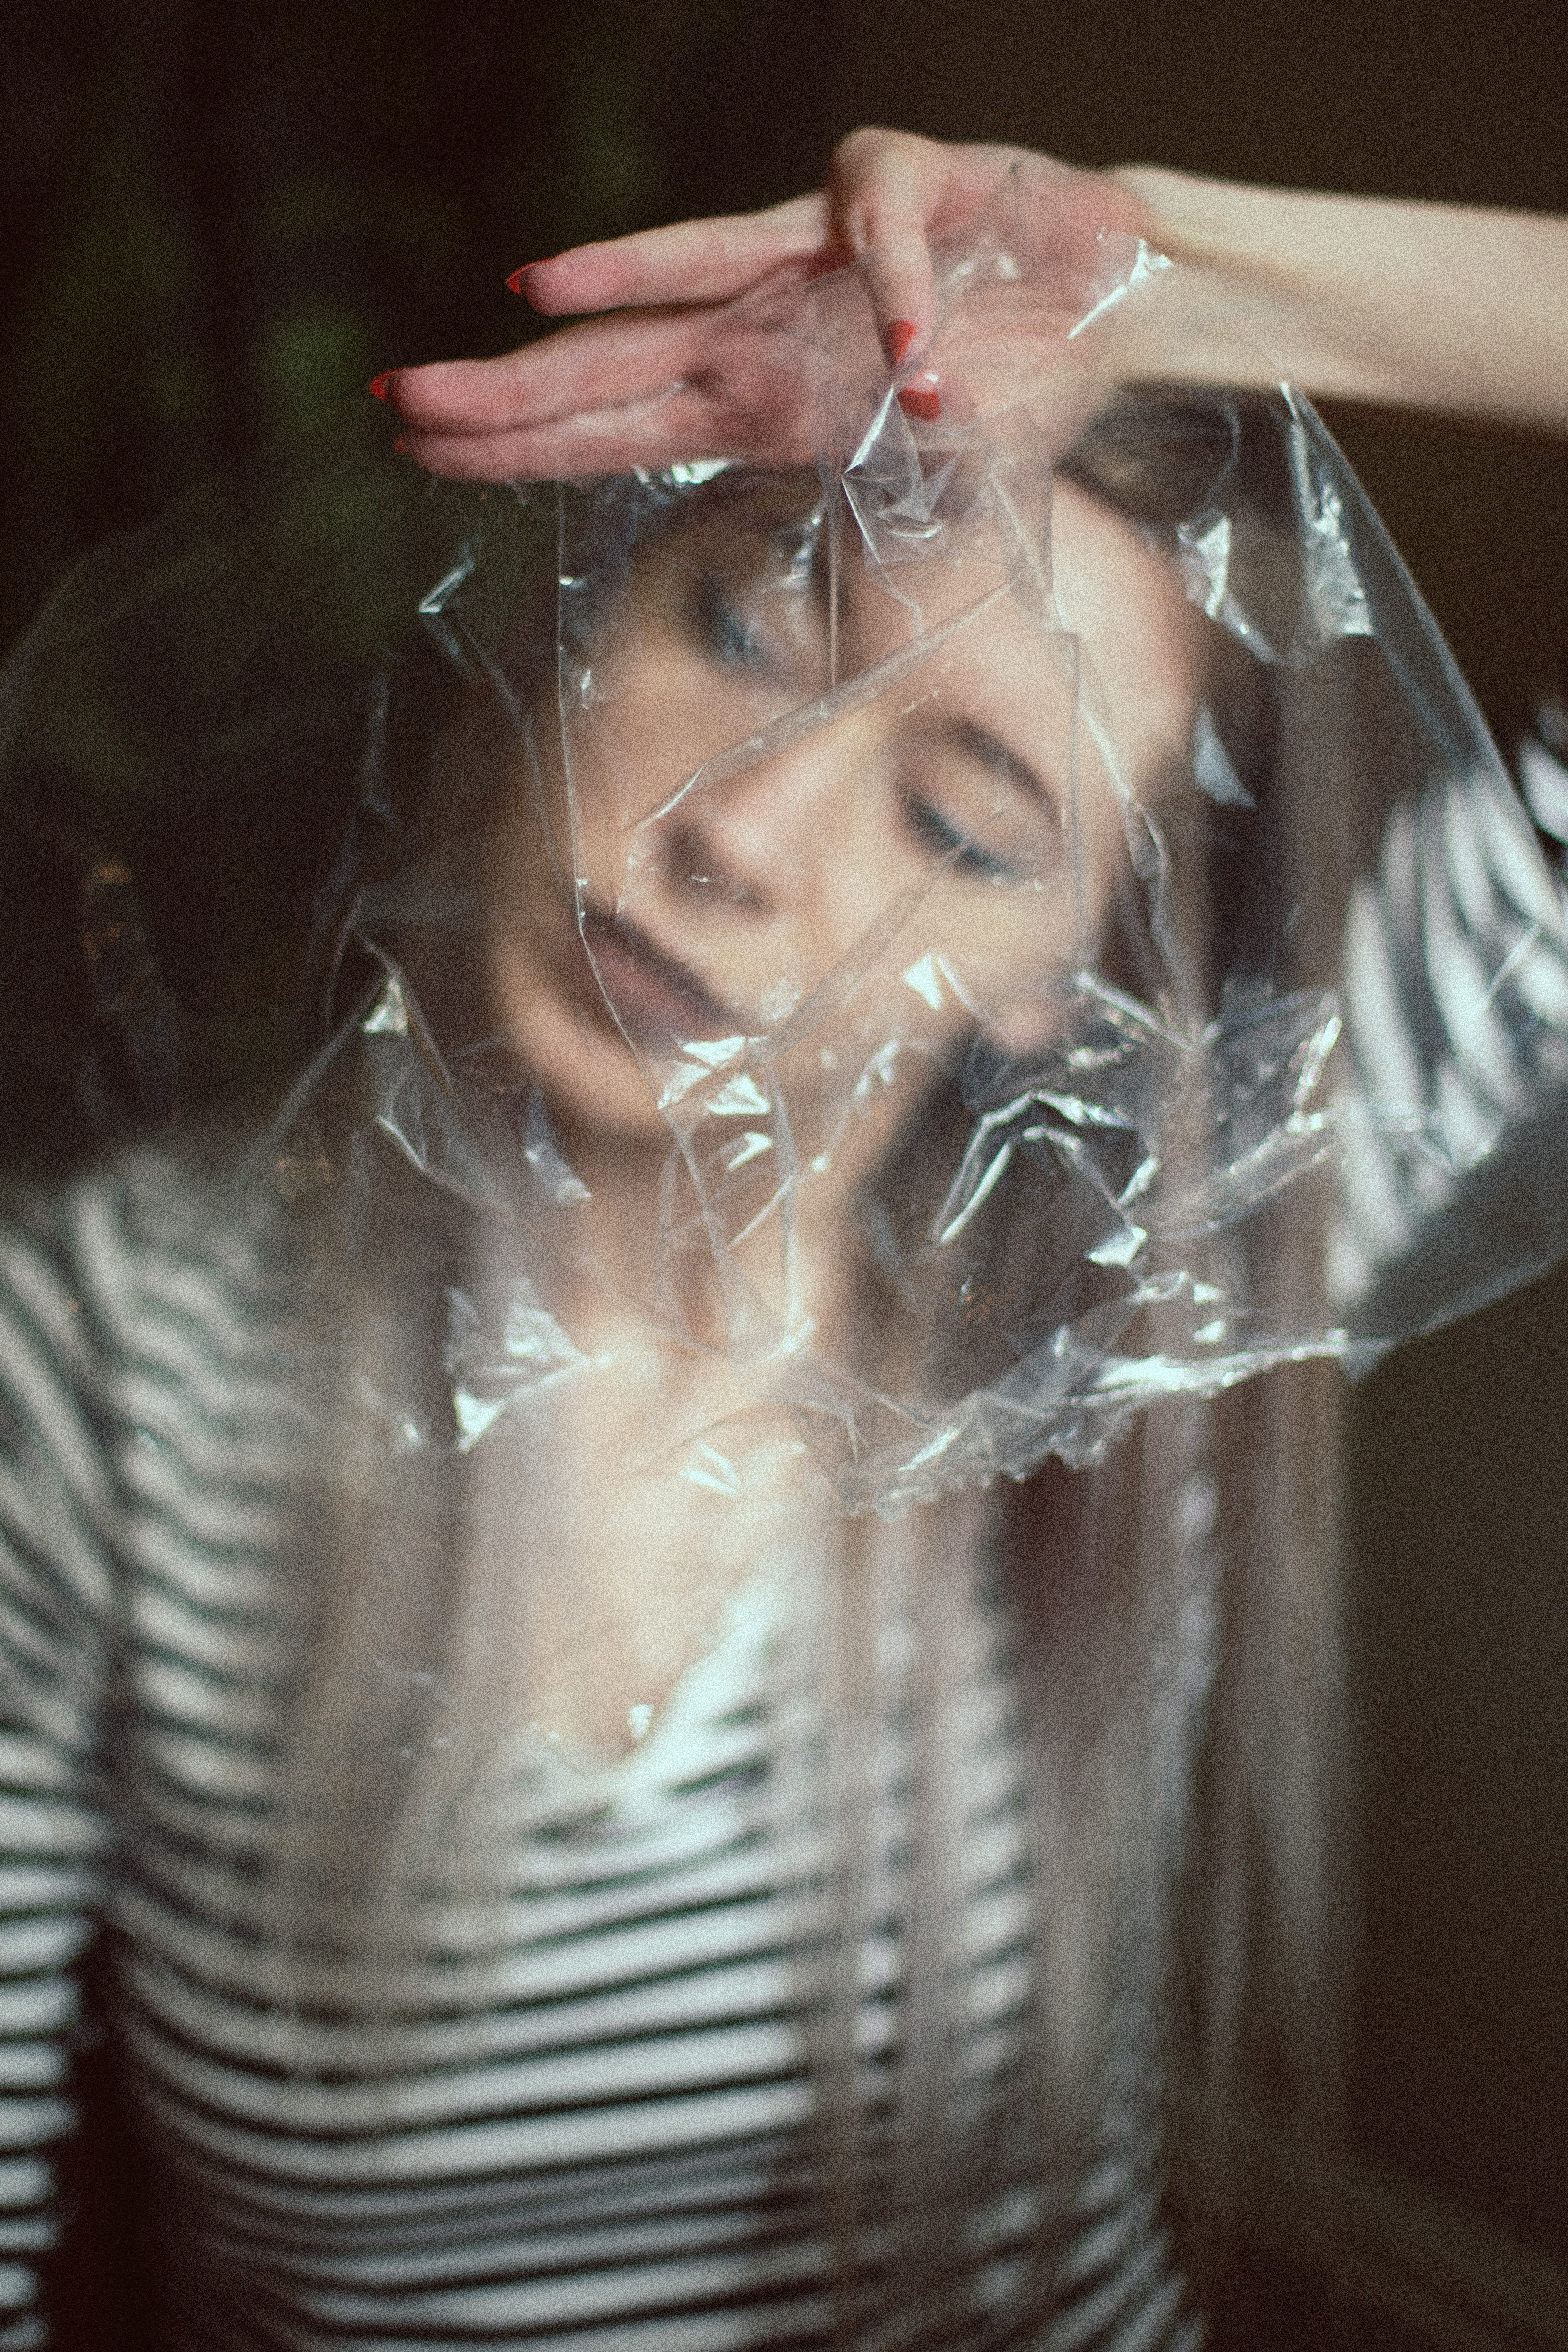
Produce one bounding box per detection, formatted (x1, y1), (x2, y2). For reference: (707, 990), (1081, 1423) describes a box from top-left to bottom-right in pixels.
(382, 129), (1568, 480)
(1116, 167), (1568, 434)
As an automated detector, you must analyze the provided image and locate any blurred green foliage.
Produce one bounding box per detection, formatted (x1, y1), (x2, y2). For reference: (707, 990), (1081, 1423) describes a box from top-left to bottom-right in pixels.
(0, 0), (733, 660)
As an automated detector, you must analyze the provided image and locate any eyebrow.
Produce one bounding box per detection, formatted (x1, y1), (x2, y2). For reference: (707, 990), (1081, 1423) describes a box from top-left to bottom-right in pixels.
(939, 716), (1061, 821)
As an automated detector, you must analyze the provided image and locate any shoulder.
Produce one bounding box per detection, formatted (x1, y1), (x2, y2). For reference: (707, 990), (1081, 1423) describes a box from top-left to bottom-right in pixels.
(0, 1143), (303, 1440)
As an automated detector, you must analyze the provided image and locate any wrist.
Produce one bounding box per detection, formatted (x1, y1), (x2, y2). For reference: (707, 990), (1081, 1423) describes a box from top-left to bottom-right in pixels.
(1104, 169), (1368, 389)
(1105, 169), (1568, 432)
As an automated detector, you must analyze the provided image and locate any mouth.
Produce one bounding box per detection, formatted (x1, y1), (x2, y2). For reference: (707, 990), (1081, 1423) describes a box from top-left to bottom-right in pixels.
(575, 908), (743, 1047)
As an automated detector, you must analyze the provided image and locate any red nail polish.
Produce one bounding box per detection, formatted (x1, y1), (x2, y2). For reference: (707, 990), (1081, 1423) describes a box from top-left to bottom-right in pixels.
(506, 263), (546, 296)
(898, 385), (942, 423)
(368, 371), (397, 402)
(885, 319), (917, 367)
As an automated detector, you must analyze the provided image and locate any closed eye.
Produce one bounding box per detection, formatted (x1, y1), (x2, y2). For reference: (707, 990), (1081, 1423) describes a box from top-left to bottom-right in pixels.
(694, 576), (772, 674)
(902, 793), (1023, 883)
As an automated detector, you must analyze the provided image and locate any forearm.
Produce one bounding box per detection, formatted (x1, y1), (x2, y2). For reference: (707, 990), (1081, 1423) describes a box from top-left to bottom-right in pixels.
(1114, 167), (1568, 433)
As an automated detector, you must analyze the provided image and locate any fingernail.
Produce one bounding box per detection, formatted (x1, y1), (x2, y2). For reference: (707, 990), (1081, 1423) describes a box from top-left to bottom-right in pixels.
(885, 319), (917, 367)
(506, 263), (542, 296)
(392, 432), (413, 457)
(898, 384), (942, 423)
(368, 371), (398, 402)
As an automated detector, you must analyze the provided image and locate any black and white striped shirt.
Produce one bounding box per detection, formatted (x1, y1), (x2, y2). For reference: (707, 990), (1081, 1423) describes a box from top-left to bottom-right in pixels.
(4, 729), (1568, 2351)
(0, 1171), (1198, 2351)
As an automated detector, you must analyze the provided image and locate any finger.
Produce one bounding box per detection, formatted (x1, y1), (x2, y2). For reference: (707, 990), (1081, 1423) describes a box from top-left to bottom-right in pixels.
(395, 387), (809, 482)
(392, 421), (642, 482)
(387, 311), (721, 437)
(828, 129), (952, 360)
(514, 192), (831, 317)
(858, 230), (947, 368)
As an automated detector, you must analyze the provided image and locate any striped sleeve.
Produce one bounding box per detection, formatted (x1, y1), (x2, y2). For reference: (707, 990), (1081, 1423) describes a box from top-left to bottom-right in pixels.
(0, 1218), (118, 2347)
(1331, 743), (1568, 1319)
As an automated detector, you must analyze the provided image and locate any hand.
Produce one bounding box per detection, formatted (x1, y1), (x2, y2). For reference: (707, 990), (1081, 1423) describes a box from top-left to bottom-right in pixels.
(384, 130), (1154, 481)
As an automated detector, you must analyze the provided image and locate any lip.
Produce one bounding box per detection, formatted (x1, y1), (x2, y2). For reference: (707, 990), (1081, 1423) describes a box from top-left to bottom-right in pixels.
(574, 908), (744, 1046)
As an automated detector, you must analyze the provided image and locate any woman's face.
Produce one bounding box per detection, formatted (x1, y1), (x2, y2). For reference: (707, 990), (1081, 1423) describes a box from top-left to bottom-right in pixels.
(487, 474), (1203, 1167)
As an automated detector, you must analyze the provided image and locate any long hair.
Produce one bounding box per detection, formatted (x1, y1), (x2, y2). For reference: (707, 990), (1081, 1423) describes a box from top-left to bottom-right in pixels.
(0, 396), (1351, 2333)
(253, 397), (1353, 2343)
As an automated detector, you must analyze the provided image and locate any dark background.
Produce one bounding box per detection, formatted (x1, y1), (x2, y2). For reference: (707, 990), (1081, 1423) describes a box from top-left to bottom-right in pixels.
(4, 2), (1567, 2343)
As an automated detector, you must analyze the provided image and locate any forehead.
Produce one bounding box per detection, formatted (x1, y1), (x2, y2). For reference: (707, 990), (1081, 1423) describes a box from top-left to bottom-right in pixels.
(1045, 478), (1208, 713)
(862, 480), (1199, 679)
(653, 474), (1202, 701)
(610, 475), (1207, 841)
(842, 478), (1207, 793)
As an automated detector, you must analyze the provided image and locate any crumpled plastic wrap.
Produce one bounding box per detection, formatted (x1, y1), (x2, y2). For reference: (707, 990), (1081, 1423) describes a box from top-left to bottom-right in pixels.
(4, 197), (1568, 1744)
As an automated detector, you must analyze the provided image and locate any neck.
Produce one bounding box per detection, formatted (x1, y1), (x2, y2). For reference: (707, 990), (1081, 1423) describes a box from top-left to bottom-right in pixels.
(541, 1096), (865, 1376)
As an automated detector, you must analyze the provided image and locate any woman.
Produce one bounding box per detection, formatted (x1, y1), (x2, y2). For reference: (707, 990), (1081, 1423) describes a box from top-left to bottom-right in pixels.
(1, 135), (1566, 2351)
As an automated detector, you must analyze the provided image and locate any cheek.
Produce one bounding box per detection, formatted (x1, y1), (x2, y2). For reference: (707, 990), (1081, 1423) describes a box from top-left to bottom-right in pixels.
(924, 850), (1125, 1056)
(578, 647), (794, 820)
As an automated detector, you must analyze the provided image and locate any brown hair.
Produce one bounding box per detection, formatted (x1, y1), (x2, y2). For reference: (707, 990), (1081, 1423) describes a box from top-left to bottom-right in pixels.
(266, 407), (1351, 2341)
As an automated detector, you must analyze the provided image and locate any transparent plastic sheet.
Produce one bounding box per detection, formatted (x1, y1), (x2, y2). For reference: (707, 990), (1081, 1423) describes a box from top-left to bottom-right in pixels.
(4, 199), (1568, 1764)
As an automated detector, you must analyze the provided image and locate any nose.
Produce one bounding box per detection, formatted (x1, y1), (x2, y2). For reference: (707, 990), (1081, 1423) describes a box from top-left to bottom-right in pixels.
(651, 727), (864, 920)
(658, 806), (771, 914)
